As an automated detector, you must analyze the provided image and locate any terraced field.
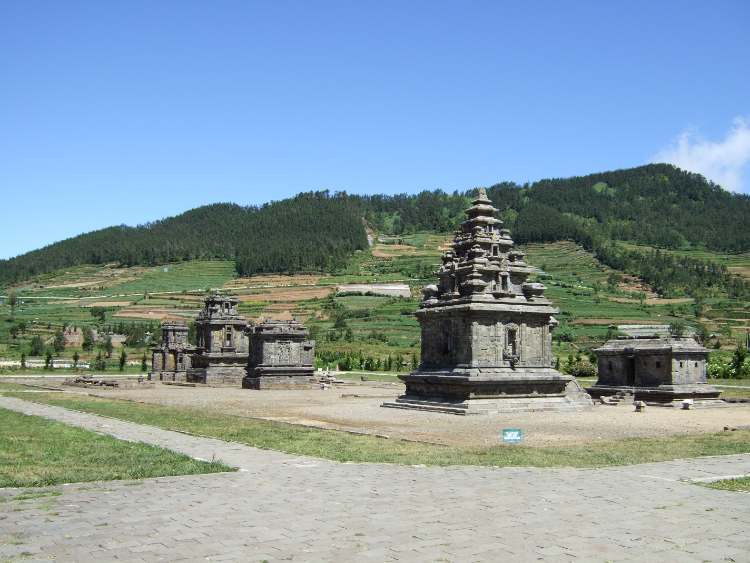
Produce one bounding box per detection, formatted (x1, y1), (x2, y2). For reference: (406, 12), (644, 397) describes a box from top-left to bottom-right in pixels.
(1, 236), (745, 370)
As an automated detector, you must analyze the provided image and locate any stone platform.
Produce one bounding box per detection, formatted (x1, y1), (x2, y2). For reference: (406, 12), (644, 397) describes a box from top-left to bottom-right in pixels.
(383, 371), (593, 414)
(187, 365), (246, 386)
(242, 366), (315, 390)
(587, 383), (727, 408)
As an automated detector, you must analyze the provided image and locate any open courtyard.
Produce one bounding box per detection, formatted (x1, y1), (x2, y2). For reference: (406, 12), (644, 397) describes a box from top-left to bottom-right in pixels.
(1, 392), (749, 562)
(6, 378), (750, 448)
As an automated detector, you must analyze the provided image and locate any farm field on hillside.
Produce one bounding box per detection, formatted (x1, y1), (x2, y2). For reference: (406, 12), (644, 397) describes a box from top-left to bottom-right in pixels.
(1, 237), (745, 370)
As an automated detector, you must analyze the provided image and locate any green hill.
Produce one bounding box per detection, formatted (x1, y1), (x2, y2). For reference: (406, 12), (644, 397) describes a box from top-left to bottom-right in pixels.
(0, 193), (368, 285)
(3, 164), (750, 292)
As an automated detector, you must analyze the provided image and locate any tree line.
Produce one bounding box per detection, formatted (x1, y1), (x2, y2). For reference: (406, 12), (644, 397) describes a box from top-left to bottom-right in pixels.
(0, 192), (368, 284)
(2, 164), (749, 299)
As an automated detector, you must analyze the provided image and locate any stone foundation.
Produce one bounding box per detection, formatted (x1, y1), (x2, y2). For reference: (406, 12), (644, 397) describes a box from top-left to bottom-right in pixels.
(187, 366), (247, 386)
(587, 384), (726, 407)
(383, 370), (592, 415)
(242, 366), (315, 390)
(243, 375), (316, 390)
(149, 371), (188, 383)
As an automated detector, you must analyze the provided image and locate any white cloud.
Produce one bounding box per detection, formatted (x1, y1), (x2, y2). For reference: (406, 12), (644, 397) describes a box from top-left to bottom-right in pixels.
(652, 117), (750, 193)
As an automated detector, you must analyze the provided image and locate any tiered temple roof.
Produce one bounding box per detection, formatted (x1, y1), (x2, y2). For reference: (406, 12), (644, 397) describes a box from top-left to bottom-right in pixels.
(425, 187), (544, 306)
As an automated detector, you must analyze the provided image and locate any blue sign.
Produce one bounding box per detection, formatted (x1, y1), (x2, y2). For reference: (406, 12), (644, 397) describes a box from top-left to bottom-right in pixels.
(502, 428), (523, 444)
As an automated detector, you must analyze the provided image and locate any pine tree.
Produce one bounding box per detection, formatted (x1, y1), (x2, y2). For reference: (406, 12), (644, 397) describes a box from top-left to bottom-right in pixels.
(8, 291), (17, 317)
(119, 349), (127, 372)
(94, 351), (106, 371)
(53, 330), (66, 353)
(82, 328), (94, 351)
(29, 335), (45, 356)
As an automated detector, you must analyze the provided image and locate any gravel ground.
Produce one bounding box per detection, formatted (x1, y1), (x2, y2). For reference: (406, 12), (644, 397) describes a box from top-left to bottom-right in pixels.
(17, 378), (750, 448)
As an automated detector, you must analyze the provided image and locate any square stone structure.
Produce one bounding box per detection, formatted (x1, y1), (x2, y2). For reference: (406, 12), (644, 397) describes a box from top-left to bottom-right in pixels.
(149, 321), (198, 382)
(242, 319), (315, 389)
(588, 336), (722, 406)
(382, 188), (593, 415)
(188, 292), (250, 386)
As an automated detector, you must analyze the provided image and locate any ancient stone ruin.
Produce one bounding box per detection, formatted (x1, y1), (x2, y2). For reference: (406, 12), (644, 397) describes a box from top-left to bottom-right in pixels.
(149, 297), (317, 389)
(189, 292), (250, 385)
(383, 188), (593, 414)
(243, 319), (315, 389)
(588, 336), (722, 406)
(149, 321), (198, 382)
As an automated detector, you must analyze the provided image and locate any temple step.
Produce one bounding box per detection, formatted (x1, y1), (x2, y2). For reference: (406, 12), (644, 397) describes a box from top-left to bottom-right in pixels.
(382, 395), (593, 415)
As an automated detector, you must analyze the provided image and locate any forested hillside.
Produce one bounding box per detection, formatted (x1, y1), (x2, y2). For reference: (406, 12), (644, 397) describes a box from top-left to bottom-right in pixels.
(2, 164), (749, 298)
(362, 164), (750, 252)
(360, 164), (750, 298)
(0, 192), (367, 284)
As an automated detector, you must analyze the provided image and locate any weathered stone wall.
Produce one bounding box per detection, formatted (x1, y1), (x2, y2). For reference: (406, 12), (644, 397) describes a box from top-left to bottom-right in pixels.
(635, 352), (671, 387)
(420, 311), (553, 370)
(672, 354), (706, 385)
(596, 354), (630, 386)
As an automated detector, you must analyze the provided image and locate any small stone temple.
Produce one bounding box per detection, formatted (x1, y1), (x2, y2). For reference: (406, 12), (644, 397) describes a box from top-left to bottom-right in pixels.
(149, 321), (198, 382)
(188, 292), (250, 385)
(382, 188), (593, 414)
(588, 336), (722, 406)
(243, 319), (315, 389)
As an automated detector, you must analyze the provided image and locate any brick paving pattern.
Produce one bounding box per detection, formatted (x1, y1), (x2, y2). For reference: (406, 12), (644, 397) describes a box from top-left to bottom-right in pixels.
(1, 396), (749, 562)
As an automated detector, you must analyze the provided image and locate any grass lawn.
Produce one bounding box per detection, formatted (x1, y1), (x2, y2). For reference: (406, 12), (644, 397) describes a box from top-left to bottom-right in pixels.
(0, 406), (233, 487)
(715, 387), (750, 399)
(4, 390), (750, 469)
(703, 476), (750, 492)
(0, 382), (37, 391)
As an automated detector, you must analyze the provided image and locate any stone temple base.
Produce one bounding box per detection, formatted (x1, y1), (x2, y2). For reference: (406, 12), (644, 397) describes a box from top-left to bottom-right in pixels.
(187, 366), (246, 386)
(149, 371), (188, 383)
(382, 369), (593, 415)
(587, 384), (726, 407)
(242, 366), (316, 390)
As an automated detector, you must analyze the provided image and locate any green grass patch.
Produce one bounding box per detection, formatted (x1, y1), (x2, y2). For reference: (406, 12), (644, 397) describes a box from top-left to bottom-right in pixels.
(3, 490), (62, 502)
(701, 476), (750, 492)
(714, 387), (750, 399)
(5, 392), (750, 469)
(108, 261), (236, 294)
(0, 382), (38, 392)
(0, 406), (233, 487)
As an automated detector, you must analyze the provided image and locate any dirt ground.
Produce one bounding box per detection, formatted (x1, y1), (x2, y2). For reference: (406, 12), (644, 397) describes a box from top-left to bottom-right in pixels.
(371, 244), (418, 258)
(113, 307), (192, 320)
(31, 378), (750, 448)
(236, 286), (333, 302)
(224, 274), (323, 290)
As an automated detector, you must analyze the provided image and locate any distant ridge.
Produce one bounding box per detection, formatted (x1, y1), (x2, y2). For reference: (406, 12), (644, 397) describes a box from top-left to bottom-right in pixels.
(2, 164), (749, 288)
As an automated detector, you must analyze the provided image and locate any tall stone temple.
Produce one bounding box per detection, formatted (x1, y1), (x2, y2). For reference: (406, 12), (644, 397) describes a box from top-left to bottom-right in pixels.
(383, 188), (593, 414)
(189, 292), (250, 385)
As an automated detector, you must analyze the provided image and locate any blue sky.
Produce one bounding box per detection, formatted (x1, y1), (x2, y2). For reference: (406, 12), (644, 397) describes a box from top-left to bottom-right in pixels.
(1, 0), (749, 259)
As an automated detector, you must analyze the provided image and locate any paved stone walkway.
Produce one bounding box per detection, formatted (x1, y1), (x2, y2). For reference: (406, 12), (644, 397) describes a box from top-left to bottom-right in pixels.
(1, 396), (749, 562)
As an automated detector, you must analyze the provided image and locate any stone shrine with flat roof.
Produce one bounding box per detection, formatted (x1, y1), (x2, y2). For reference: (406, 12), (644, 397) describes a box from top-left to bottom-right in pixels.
(188, 292), (250, 385)
(382, 188), (593, 414)
(588, 336), (722, 406)
(243, 319), (315, 389)
(149, 321), (198, 382)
